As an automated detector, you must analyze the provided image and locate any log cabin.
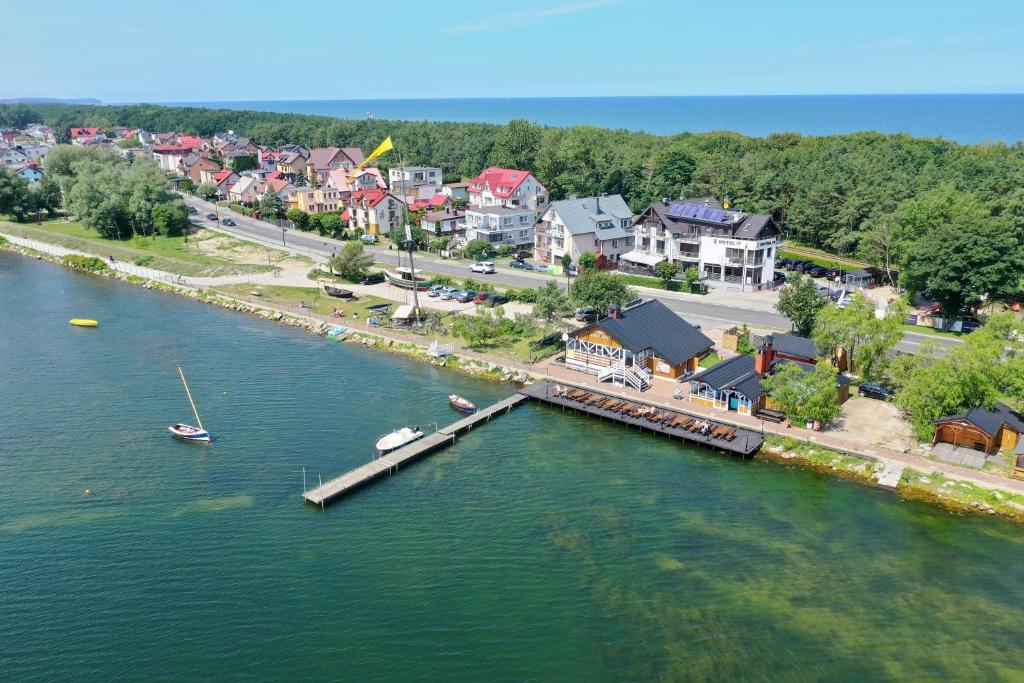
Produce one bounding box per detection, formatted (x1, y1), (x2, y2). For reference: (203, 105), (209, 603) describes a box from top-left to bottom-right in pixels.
(933, 402), (1024, 455)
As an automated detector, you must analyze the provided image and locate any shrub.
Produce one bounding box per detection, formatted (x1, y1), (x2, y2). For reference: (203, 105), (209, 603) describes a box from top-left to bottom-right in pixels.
(461, 277), (495, 293)
(431, 274), (455, 286)
(62, 255), (109, 273)
(133, 255), (154, 267)
(507, 287), (539, 303)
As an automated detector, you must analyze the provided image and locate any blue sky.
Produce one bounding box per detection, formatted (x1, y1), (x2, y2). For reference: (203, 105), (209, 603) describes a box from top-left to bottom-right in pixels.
(4, 0), (1022, 101)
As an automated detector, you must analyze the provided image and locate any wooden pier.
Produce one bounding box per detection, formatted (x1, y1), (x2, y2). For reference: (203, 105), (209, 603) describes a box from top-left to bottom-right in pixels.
(876, 462), (904, 490)
(518, 381), (764, 457)
(303, 394), (527, 506)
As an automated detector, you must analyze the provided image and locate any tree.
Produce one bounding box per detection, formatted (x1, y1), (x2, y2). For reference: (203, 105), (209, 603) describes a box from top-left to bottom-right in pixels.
(196, 182), (218, 200)
(32, 176), (63, 215)
(151, 200), (191, 237)
(533, 280), (573, 326)
(570, 270), (634, 313)
(259, 190), (284, 219)
(0, 168), (32, 221)
(654, 259), (680, 288)
(122, 160), (175, 236)
(561, 253), (573, 291)
(429, 236), (450, 253)
(776, 274), (828, 337)
(488, 119), (542, 170)
(229, 155), (258, 173)
(318, 212), (344, 237)
(328, 240), (374, 280)
(497, 244), (516, 257)
(902, 218), (1022, 327)
(761, 362), (841, 426)
(578, 251), (598, 270)
(463, 239), (492, 260)
(450, 307), (503, 349)
(684, 266), (700, 293)
(813, 297), (906, 379)
(286, 208), (309, 230)
(735, 324), (757, 355)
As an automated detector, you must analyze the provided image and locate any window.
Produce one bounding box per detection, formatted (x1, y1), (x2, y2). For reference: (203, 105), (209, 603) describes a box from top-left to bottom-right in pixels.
(520, 215), (529, 224)
(612, 240), (618, 248)
(519, 230), (528, 238)
(621, 219), (630, 228)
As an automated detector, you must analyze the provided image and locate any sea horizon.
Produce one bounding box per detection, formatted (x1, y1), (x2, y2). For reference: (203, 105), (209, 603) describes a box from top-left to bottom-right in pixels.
(135, 93), (1024, 144)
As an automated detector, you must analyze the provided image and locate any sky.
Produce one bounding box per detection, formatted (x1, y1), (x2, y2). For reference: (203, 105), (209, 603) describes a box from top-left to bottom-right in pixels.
(3, 0), (1022, 102)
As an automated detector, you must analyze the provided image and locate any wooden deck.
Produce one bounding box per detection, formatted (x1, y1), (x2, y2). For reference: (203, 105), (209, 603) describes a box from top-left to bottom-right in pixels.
(518, 381), (764, 457)
(303, 394), (527, 506)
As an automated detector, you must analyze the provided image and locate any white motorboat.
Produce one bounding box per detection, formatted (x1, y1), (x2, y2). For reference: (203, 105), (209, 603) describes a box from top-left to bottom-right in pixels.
(375, 426), (424, 453)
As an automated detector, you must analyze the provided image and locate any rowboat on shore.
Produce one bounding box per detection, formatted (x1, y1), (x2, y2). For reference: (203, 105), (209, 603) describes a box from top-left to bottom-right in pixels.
(448, 394), (477, 414)
(375, 426), (424, 454)
(323, 284), (354, 298)
(169, 366), (211, 444)
(69, 318), (99, 327)
(385, 267), (433, 291)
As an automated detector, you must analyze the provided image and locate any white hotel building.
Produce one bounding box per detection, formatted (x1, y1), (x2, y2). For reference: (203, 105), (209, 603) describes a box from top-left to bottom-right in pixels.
(621, 198), (782, 292)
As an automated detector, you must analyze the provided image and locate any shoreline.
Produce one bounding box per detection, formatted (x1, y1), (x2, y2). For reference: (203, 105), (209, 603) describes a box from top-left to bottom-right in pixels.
(5, 238), (1024, 522)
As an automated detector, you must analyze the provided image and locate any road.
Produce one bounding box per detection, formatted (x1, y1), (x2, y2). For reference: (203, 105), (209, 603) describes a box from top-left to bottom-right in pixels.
(182, 195), (960, 354)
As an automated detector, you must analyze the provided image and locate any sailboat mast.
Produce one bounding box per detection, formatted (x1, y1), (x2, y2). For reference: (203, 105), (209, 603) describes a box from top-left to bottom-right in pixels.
(177, 365), (205, 431)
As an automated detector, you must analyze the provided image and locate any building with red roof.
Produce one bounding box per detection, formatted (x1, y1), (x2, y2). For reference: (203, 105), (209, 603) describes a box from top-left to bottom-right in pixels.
(69, 127), (101, 139)
(349, 189), (403, 237)
(467, 167), (548, 213)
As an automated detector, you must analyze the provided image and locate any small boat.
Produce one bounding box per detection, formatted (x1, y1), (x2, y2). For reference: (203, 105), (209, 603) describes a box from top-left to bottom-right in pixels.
(448, 394), (477, 414)
(324, 284), (354, 298)
(169, 365), (211, 444)
(375, 426), (424, 454)
(70, 318), (99, 327)
(385, 267), (433, 291)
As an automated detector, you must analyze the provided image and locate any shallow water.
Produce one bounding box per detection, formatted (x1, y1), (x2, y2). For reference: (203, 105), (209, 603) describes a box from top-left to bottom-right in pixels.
(2, 252), (1023, 680)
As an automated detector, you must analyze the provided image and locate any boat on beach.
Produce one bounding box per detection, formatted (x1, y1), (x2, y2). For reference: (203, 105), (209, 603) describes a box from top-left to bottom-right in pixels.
(170, 365), (211, 443)
(69, 318), (99, 327)
(375, 426), (424, 454)
(448, 394), (477, 414)
(385, 267), (433, 291)
(323, 284), (354, 298)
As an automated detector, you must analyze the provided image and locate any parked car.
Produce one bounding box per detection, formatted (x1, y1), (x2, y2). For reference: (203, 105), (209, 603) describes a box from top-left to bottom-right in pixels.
(485, 294), (509, 307)
(441, 288), (462, 301)
(858, 382), (894, 401)
(426, 285), (445, 297)
(509, 260), (535, 271)
(470, 261), (496, 274)
(784, 259), (803, 272)
(816, 286), (830, 297)
(360, 234), (379, 244)
(360, 272), (385, 285)
(222, 218), (236, 226)
(807, 266), (826, 278)
(575, 308), (599, 322)
(773, 271), (787, 283)
(187, 206), (198, 214)
(455, 290), (477, 303)
(826, 267), (845, 280)
(206, 213), (218, 220)
(471, 292), (491, 304)
(829, 288), (850, 302)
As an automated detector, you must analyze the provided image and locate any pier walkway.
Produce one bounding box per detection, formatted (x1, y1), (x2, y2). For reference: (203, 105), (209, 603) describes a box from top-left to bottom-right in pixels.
(303, 394), (526, 506)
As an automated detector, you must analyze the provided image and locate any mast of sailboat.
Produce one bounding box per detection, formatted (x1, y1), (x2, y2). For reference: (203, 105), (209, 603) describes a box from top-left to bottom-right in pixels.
(177, 365), (205, 431)
(394, 148), (421, 323)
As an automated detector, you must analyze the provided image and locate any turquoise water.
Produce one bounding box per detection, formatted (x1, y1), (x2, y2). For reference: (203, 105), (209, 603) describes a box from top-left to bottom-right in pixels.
(169, 95), (1024, 143)
(3, 251), (1024, 681)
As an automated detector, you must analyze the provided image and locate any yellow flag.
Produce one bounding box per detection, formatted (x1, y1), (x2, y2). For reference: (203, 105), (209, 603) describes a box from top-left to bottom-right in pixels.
(364, 136), (393, 164)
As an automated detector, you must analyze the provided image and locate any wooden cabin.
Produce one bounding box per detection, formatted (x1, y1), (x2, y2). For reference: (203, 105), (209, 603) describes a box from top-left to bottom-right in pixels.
(565, 299), (713, 390)
(933, 402), (1024, 455)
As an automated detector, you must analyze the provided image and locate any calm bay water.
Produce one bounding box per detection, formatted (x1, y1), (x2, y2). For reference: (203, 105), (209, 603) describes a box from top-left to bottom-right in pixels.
(3, 252), (1024, 680)
(168, 94), (1024, 144)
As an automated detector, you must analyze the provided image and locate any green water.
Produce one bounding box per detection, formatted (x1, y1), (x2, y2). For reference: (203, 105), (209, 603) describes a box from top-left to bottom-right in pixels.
(2, 252), (1024, 681)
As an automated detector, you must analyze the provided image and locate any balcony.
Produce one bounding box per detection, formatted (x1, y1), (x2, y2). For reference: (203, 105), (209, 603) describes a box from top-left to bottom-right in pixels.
(675, 233), (701, 244)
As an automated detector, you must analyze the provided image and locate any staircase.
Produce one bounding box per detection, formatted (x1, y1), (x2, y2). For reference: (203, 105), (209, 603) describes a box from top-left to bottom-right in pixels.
(597, 363), (651, 392)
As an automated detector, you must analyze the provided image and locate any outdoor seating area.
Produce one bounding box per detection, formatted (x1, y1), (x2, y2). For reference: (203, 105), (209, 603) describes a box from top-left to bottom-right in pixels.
(520, 382), (766, 456)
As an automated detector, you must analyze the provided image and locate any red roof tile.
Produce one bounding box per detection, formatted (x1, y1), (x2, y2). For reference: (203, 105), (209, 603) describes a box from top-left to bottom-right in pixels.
(350, 189), (392, 208)
(467, 167), (540, 198)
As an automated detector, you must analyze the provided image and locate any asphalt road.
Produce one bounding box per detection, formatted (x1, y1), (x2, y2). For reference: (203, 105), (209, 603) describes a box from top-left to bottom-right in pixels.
(182, 195), (960, 355)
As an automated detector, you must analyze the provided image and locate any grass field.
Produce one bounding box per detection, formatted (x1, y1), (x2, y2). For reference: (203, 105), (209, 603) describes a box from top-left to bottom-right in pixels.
(0, 220), (306, 277)
(211, 284), (393, 318)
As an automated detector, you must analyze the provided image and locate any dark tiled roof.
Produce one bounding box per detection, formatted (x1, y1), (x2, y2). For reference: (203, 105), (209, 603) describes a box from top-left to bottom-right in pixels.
(935, 402), (1024, 436)
(769, 333), (818, 360)
(689, 354), (765, 401)
(578, 299), (712, 366)
(770, 359), (852, 386)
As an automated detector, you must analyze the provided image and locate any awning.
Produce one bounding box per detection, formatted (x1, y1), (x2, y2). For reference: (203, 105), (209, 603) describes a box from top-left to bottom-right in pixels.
(393, 304), (415, 320)
(620, 250), (665, 267)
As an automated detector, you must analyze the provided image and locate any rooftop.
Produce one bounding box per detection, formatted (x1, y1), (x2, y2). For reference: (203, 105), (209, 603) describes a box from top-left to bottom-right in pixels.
(573, 299), (713, 367)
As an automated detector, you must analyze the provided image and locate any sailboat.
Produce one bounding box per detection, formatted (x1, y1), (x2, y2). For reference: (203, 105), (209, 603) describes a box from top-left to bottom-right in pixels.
(168, 366), (211, 443)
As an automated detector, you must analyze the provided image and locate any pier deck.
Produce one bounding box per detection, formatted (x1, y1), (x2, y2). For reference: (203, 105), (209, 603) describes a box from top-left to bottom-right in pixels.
(303, 393), (526, 506)
(518, 381), (764, 457)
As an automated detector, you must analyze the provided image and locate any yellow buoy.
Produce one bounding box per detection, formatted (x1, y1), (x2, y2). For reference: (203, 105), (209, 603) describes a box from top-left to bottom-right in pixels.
(84, 489), (92, 497)
(70, 318), (99, 328)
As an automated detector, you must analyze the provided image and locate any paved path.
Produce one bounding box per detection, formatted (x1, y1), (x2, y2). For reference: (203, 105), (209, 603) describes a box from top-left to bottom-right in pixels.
(179, 194), (960, 355)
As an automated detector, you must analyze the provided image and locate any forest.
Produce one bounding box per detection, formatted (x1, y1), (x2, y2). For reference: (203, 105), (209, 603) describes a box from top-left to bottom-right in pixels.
(2, 101), (1022, 265)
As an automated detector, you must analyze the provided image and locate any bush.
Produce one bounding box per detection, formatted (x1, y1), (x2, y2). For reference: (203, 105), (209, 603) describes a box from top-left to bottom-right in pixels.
(506, 287), (539, 303)
(133, 255), (154, 267)
(229, 203), (255, 217)
(462, 277), (496, 293)
(497, 244), (516, 257)
(62, 255), (109, 273)
(0, 235), (6, 246)
(431, 274), (455, 286)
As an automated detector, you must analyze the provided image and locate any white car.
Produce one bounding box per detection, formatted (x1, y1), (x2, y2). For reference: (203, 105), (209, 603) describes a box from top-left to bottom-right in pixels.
(470, 261), (496, 274)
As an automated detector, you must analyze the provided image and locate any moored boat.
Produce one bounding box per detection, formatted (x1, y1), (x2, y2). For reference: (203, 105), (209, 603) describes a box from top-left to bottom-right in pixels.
(448, 394), (477, 414)
(69, 318), (99, 327)
(375, 426), (425, 453)
(385, 267), (433, 291)
(323, 284), (354, 298)
(168, 423), (211, 443)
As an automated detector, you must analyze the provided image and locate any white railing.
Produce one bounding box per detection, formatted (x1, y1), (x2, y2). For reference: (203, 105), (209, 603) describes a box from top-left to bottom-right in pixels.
(597, 363), (651, 392)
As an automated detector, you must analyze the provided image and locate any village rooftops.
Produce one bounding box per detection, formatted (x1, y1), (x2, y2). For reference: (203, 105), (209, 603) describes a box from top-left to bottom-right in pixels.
(689, 354), (765, 402)
(548, 194), (633, 240)
(935, 402), (1024, 436)
(576, 299), (713, 367)
(765, 332), (818, 360)
(642, 197), (779, 242)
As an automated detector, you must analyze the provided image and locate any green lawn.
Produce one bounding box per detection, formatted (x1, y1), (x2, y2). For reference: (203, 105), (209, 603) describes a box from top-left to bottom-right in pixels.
(902, 323), (965, 339)
(699, 351), (722, 368)
(212, 284), (392, 318)
(0, 220), (304, 277)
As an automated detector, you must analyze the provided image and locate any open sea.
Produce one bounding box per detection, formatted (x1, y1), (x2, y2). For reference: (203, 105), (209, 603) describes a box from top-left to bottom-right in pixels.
(166, 94), (1024, 144)
(4, 251), (1024, 680)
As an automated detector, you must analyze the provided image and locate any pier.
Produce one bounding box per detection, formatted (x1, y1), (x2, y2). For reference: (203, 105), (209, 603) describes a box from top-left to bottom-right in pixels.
(518, 381), (764, 457)
(303, 394), (527, 506)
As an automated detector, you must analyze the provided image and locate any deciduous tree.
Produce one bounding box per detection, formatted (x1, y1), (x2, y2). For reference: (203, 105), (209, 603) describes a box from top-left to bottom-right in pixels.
(328, 240), (374, 280)
(570, 270), (634, 313)
(776, 274), (828, 337)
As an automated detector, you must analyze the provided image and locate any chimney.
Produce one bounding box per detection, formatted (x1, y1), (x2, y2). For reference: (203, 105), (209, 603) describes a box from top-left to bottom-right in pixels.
(754, 337), (774, 375)
(608, 303), (621, 320)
